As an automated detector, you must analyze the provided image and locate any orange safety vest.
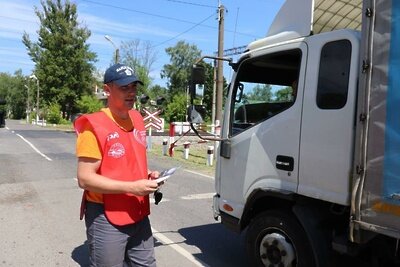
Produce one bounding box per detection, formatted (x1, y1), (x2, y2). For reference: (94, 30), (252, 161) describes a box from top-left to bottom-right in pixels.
(74, 110), (149, 226)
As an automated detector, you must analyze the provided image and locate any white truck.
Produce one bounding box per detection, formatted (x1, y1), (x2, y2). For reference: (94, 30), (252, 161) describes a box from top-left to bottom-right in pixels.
(188, 0), (400, 266)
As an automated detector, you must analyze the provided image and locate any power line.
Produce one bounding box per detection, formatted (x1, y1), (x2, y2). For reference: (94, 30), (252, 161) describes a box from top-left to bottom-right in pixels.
(78, 0), (259, 39)
(165, 0), (216, 8)
(80, 0), (213, 27)
(0, 4), (260, 40)
(147, 13), (216, 50)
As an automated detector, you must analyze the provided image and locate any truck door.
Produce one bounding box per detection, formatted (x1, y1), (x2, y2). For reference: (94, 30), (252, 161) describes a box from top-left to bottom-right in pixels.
(298, 31), (360, 206)
(217, 42), (307, 219)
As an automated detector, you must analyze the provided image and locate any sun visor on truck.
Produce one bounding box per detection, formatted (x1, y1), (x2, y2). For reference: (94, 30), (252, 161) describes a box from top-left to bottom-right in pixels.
(265, 0), (362, 42)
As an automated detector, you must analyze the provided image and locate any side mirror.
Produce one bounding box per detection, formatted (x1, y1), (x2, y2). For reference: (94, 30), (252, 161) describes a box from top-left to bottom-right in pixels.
(191, 65), (205, 84)
(190, 65), (206, 103)
(235, 83), (244, 103)
(187, 105), (206, 124)
(195, 84), (204, 99)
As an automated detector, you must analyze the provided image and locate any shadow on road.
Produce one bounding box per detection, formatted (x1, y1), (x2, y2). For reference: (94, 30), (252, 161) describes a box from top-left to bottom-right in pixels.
(177, 223), (249, 267)
(71, 241), (89, 267)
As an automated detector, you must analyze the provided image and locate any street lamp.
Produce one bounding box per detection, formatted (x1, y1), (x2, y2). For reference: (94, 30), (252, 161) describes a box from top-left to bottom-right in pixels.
(29, 74), (40, 125)
(104, 35), (120, 64)
(24, 85), (30, 123)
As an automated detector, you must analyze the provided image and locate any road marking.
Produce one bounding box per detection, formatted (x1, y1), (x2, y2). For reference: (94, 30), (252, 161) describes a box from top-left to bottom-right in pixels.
(152, 227), (210, 267)
(181, 193), (214, 200)
(184, 169), (214, 180)
(16, 133), (52, 161)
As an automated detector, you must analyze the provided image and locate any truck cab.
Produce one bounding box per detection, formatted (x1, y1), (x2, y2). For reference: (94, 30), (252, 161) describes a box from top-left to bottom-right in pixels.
(217, 29), (360, 222)
(188, 0), (400, 266)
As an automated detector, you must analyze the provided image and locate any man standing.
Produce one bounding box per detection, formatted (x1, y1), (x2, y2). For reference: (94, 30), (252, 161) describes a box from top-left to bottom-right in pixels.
(75, 63), (159, 266)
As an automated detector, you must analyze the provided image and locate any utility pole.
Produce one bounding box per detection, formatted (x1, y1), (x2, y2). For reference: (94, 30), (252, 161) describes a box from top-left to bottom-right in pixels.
(212, 59), (217, 131)
(216, 4), (225, 125)
(24, 85), (30, 123)
(29, 75), (40, 125)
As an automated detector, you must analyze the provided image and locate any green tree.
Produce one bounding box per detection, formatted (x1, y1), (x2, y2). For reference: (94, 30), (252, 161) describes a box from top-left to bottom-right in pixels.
(0, 71), (27, 119)
(164, 93), (187, 123)
(148, 84), (168, 100)
(161, 41), (202, 97)
(246, 84), (273, 102)
(275, 86), (292, 101)
(22, 0), (97, 120)
(120, 40), (157, 97)
(76, 95), (103, 114)
(46, 102), (63, 124)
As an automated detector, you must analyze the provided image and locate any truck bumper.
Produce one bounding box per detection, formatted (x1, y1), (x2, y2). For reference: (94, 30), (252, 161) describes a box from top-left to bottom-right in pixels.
(213, 194), (220, 220)
(213, 194), (241, 232)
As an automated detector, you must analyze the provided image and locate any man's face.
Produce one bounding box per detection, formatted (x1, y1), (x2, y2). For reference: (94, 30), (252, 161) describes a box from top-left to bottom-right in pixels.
(105, 82), (138, 110)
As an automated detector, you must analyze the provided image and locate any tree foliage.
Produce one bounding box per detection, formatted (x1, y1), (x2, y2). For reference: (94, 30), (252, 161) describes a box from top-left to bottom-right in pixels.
(148, 84), (168, 100)
(22, 0), (97, 119)
(120, 39), (157, 97)
(275, 86), (292, 101)
(246, 84), (273, 102)
(161, 41), (202, 97)
(76, 95), (103, 114)
(0, 71), (27, 119)
(46, 102), (64, 124)
(164, 93), (187, 123)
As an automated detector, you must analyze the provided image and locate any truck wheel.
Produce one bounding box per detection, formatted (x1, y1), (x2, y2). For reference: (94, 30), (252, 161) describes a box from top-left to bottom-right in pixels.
(246, 210), (316, 267)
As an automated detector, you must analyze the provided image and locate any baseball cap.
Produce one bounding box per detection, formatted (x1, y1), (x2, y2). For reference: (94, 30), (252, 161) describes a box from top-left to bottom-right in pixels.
(104, 63), (144, 86)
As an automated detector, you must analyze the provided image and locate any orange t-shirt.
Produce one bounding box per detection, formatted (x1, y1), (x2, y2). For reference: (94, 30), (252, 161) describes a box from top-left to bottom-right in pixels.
(76, 108), (134, 203)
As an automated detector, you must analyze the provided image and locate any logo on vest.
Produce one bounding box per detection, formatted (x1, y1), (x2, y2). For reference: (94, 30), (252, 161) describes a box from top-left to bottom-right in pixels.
(108, 142), (125, 158)
(107, 132), (119, 141)
(133, 129), (146, 147)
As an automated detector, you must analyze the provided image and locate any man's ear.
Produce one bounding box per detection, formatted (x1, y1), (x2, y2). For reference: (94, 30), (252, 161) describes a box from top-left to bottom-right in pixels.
(103, 84), (111, 96)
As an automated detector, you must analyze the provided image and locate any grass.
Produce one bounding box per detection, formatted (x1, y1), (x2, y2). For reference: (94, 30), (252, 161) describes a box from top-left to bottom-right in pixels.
(147, 142), (216, 177)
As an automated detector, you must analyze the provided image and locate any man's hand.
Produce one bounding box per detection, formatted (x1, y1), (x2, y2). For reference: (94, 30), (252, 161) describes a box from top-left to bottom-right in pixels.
(129, 179), (159, 196)
(148, 170), (160, 179)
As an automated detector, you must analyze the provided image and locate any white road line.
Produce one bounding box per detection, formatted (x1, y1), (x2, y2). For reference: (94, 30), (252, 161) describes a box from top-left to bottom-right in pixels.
(15, 133), (52, 161)
(152, 227), (210, 267)
(181, 193), (215, 200)
(184, 169), (214, 180)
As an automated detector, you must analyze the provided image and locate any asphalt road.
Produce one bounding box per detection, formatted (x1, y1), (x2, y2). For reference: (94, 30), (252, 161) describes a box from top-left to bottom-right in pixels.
(0, 120), (247, 267)
(2, 119), (398, 267)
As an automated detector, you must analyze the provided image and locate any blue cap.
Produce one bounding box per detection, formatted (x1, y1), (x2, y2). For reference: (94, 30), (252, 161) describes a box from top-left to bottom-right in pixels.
(104, 63), (144, 86)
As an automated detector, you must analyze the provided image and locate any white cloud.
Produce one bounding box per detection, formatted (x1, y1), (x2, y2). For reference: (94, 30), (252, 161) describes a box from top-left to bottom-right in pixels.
(0, 2), (39, 39)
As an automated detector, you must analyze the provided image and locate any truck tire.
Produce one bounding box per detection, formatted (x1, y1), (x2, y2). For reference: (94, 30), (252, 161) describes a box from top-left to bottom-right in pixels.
(246, 210), (316, 267)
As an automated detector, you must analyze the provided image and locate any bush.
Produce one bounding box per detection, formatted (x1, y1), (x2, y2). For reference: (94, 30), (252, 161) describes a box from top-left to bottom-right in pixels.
(47, 103), (62, 124)
(76, 95), (104, 114)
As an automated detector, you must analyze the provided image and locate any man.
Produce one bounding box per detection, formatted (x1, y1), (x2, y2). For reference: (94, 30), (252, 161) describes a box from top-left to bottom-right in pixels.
(75, 63), (159, 267)
(291, 79), (298, 101)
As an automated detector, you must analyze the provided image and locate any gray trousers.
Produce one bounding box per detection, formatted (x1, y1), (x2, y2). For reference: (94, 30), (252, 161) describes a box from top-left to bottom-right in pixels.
(85, 202), (156, 267)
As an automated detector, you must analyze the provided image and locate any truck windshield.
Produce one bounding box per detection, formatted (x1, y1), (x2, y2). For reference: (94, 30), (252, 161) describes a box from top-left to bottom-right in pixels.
(231, 49), (301, 135)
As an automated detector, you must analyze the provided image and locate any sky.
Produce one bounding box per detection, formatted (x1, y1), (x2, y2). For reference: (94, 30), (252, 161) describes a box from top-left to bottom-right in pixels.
(0, 0), (285, 86)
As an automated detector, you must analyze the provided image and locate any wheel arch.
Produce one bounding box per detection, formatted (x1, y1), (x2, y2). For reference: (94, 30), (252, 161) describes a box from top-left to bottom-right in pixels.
(241, 189), (340, 267)
(240, 188), (296, 230)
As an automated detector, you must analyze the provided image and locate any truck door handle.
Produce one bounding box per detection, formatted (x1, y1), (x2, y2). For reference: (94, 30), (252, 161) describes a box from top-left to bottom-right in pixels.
(276, 155), (294, 171)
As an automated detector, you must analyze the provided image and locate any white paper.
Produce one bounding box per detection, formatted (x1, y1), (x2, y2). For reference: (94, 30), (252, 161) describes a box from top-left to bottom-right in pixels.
(155, 166), (179, 184)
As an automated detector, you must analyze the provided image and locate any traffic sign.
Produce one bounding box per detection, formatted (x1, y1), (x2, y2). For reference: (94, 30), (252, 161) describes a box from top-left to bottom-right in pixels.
(143, 108), (163, 130)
